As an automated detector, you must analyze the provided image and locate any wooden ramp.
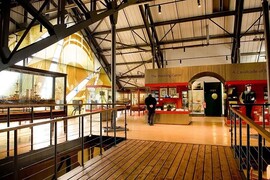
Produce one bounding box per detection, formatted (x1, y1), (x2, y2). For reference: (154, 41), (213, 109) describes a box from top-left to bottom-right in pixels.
(60, 139), (244, 180)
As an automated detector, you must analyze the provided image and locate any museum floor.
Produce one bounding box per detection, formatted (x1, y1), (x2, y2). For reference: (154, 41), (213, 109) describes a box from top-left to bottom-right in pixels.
(117, 115), (231, 146)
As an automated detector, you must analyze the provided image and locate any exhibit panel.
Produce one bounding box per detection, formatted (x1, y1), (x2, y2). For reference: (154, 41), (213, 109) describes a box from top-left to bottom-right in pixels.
(145, 62), (268, 125)
(145, 83), (190, 125)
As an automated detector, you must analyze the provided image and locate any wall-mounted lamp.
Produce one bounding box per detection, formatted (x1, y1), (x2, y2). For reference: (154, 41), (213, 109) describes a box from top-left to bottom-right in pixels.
(158, 5), (162, 14)
(226, 56), (228, 60)
(179, 59), (182, 64)
(166, 60), (168, 65)
(197, 0), (201, 7)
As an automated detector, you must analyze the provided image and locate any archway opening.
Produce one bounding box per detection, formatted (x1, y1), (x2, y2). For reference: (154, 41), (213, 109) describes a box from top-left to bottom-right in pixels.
(189, 72), (226, 117)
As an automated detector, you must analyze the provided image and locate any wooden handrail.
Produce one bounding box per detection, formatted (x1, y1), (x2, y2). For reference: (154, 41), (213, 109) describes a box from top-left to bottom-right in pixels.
(229, 106), (270, 142)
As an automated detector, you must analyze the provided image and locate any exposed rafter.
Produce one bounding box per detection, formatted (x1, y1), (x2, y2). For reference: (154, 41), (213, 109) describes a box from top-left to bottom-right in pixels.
(231, 0), (244, 64)
(139, 4), (161, 68)
(0, 0), (152, 71)
(92, 7), (266, 37)
(101, 30), (264, 52)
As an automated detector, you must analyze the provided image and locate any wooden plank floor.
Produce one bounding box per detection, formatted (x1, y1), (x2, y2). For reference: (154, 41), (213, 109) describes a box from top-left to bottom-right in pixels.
(60, 139), (244, 180)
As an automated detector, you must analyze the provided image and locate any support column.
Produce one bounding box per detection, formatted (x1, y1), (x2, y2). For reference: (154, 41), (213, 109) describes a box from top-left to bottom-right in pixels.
(111, 16), (117, 109)
(0, 0), (11, 61)
(262, 0), (270, 103)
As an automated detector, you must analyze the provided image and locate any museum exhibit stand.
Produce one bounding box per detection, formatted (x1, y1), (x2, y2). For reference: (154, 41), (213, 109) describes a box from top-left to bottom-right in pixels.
(130, 88), (146, 116)
(146, 83), (191, 125)
(0, 65), (67, 122)
(116, 89), (131, 108)
(145, 62), (268, 126)
(85, 85), (111, 111)
(225, 80), (269, 125)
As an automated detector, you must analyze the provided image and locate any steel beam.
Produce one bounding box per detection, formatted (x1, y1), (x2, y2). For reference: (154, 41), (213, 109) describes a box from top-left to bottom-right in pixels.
(101, 30), (264, 52)
(0, 0), (151, 71)
(93, 7), (266, 36)
(262, 0), (270, 104)
(121, 61), (145, 76)
(118, 75), (144, 79)
(109, 0), (118, 105)
(16, 0), (55, 35)
(146, 4), (163, 67)
(0, 0), (11, 59)
(231, 0), (244, 63)
(139, 5), (161, 68)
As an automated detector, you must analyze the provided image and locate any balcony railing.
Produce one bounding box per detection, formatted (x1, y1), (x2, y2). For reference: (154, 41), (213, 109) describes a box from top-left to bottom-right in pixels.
(229, 104), (270, 180)
(0, 103), (128, 179)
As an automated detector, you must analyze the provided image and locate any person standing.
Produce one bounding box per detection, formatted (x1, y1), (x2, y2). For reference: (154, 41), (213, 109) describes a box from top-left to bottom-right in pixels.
(145, 94), (157, 125)
(241, 84), (256, 119)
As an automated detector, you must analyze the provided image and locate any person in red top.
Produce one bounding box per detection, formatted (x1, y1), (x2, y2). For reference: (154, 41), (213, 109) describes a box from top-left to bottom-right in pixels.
(145, 94), (157, 125)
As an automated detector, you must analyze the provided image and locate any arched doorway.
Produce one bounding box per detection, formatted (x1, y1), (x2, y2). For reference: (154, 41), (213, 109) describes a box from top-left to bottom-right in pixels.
(189, 72), (226, 117)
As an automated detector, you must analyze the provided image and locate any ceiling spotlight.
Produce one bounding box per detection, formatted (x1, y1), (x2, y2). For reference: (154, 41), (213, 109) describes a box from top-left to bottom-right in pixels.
(158, 5), (161, 14)
(197, 0), (201, 7)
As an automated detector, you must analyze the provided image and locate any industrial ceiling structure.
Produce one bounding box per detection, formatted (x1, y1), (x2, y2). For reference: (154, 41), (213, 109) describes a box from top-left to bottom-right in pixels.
(1, 0), (269, 89)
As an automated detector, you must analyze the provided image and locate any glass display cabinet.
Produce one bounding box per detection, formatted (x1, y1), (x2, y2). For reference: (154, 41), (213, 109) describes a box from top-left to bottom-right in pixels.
(85, 85), (111, 111)
(0, 65), (66, 105)
(0, 65), (67, 122)
(130, 88), (146, 116)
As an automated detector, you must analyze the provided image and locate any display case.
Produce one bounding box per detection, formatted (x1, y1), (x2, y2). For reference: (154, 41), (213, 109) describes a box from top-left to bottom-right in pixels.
(85, 85), (111, 111)
(0, 65), (67, 122)
(116, 89), (131, 105)
(0, 65), (66, 105)
(182, 91), (188, 109)
(145, 83), (191, 125)
(130, 88), (146, 115)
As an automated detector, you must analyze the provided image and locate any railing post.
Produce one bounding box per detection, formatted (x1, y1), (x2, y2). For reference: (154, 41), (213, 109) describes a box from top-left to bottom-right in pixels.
(239, 117), (242, 170)
(90, 104), (92, 135)
(246, 124), (250, 180)
(31, 107), (34, 151)
(106, 104), (109, 136)
(234, 112), (237, 158)
(262, 105), (266, 146)
(230, 108), (233, 148)
(258, 134), (262, 180)
(14, 129), (18, 179)
(100, 112), (103, 155)
(79, 106), (81, 138)
(81, 116), (84, 167)
(113, 108), (116, 146)
(54, 121), (58, 179)
(125, 105), (127, 140)
(7, 107), (10, 157)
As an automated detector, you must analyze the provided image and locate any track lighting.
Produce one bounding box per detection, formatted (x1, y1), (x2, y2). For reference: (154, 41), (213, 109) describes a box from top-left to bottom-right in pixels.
(197, 0), (201, 7)
(158, 5), (161, 14)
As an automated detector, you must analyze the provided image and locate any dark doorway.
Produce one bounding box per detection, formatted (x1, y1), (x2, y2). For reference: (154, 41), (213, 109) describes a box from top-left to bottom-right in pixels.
(204, 82), (222, 116)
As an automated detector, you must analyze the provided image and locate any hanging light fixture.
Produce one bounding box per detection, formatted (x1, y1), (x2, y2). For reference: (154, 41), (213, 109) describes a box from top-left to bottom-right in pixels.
(197, 0), (201, 7)
(158, 5), (162, 14)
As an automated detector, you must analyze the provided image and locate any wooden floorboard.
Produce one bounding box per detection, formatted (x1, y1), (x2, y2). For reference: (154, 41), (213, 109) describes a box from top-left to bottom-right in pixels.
(59, 140), (244, 180)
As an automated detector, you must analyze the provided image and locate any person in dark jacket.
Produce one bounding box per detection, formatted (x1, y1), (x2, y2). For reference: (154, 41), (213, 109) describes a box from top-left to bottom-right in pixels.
(145, 94), (157, 125)
(241, 84), (256, 119)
